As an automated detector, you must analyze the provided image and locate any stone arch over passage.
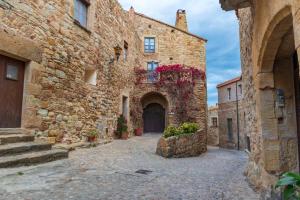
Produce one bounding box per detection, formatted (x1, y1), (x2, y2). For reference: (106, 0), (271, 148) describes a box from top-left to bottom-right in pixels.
(141, 92), (168, 133)
(256, 7), (300, 173)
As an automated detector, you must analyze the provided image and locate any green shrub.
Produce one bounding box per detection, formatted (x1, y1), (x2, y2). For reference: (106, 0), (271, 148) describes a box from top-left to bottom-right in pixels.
(116, 115), (128, 138)
(87, 129), (98, 137)
(276, 172), (300, 200)
(163, 122), (199, 138)
(179, 122), (199, 134)
(163, 126), (179, 138)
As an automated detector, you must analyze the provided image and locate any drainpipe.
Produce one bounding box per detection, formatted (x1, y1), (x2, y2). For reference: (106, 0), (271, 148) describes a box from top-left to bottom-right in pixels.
(236, 81), (240, 150)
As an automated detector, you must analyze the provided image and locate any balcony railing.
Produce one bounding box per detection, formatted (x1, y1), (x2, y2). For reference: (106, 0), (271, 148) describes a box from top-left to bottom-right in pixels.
(146, 70), (159, 83)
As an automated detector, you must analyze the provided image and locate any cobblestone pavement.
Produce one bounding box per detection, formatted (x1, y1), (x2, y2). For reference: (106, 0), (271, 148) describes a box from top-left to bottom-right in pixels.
(0, 134), (259, 200)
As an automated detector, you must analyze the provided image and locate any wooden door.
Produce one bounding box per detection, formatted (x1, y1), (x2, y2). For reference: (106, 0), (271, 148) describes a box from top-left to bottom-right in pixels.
(227, 118), (233, 141)
(143, 103), (165, 133)
(0, 55), (25, 128)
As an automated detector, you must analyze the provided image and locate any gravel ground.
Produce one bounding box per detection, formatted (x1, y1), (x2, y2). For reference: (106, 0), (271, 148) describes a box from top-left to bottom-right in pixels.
(0, 134), (259, 200)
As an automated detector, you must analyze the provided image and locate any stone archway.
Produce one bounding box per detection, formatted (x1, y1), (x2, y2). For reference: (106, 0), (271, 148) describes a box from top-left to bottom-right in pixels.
(256, 7), (300, 173)
(141, 92), (168, 133)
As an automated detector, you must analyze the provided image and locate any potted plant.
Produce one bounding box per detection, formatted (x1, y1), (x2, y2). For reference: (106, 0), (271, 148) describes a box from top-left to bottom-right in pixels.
(116, 115), (129, 140)
(87, 129), (98, 142)
(276, 172), (300, 200)
(134, 128), (143, 136)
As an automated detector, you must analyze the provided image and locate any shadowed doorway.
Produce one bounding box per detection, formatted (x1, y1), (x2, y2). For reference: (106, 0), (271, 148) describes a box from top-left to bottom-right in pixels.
(143, 103), (165, 133)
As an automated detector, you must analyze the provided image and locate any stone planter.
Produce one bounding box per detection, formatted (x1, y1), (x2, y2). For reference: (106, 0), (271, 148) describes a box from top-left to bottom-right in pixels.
(156, 130), (207, 158)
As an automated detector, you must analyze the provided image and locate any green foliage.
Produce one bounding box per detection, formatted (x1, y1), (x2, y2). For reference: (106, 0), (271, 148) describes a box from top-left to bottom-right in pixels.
(87, 129), (98, 137)
(179, 122), (199, 134)
(276, 172), (300, 200)
(116, 115), (128, 138)
(163, 126), (180, 138)
(163, 122), (199, 138)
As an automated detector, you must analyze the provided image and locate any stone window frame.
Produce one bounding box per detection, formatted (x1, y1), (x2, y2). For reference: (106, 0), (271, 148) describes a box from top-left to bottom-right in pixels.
(211, 117), (218, 127)
(238, 84), (242, 95)
(227, 87), (231, 100)
(144, 37), (156, 53)
(124, 41), (128, 61)
(84, 68), (97, 86)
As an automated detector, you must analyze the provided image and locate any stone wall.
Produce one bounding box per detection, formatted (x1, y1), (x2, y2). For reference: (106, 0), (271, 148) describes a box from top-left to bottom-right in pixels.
(207, 105), (219, 146)
(237, 0), (300, 197)
(0, 1), (207, 144)
(218, 100), (247, 150)
(133, 11), (206, 71)
(0, 0), (142, 143)
(156, 130), (207, 158)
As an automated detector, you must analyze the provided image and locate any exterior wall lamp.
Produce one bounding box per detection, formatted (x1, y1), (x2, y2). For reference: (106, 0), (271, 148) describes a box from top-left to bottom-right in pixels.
(114, 45), (122, 61)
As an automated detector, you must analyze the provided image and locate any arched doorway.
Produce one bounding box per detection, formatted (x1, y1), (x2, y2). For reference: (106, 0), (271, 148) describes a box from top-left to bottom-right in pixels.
(141, 92), (168, 133)
(143, 103), (165, 133)
(256, 8), (300, 173)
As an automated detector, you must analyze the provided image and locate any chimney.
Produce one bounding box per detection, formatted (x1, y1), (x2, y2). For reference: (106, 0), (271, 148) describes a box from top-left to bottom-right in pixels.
(175, 9), (188, 32)
(129, 6), (135, 19)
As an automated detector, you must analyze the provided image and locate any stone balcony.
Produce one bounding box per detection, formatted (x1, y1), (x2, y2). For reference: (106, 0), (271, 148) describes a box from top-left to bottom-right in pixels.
(219, 0), (251, 11)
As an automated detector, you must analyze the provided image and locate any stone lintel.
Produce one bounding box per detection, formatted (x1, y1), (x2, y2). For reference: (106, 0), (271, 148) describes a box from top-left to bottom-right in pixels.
(0, 29), (43, 63)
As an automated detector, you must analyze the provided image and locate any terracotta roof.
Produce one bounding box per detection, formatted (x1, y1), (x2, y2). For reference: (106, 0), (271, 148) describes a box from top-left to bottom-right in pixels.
(216, 76), (242, 88)
(134, 12), (208, 42)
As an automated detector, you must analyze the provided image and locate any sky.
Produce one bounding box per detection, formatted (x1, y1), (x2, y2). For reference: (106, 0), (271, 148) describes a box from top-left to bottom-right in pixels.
(118, 0), (241, 106)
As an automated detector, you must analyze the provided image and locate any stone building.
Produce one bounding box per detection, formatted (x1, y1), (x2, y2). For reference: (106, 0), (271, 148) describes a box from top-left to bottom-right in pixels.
(220, 0), (300, 197)
(207, 105), (219, 146)
(130, 9), (207, 133)
(0, 0), (207, 146)
(217, 76), (247, 150)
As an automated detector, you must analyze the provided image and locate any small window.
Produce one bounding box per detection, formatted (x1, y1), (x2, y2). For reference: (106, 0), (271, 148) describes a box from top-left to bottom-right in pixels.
(84, 69), (97, 85)
(124, 41), (128, 61)
(147, 61), (159, 71)
(144, 37), (155, 53)
(239, 84), (242, 95)
(212, 117), (218, 127)
(6, 64), (19, 81)
(227, 88), (231, 100)
(74, 0), (89, 27)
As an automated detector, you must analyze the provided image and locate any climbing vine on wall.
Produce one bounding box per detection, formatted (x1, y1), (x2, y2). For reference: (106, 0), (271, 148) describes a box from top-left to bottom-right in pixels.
(134, 64), (206, 123)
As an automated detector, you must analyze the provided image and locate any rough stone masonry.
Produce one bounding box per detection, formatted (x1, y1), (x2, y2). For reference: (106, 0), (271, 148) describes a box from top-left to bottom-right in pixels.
(0, 0), (207, 144)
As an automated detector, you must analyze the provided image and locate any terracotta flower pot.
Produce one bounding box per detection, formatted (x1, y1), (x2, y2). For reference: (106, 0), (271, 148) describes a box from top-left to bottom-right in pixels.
(135, 128), (143, 136)
(88, 135), (96, 142)
(121, 132), (129, 140)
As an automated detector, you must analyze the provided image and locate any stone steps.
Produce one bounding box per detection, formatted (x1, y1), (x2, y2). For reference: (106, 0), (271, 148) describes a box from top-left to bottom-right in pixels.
(0, 128), (69, 168)
(0, 149), (68, 168)
(0, 128), (29, 136)
(0, 134), (34, 145)
(0, 142), (52, 157)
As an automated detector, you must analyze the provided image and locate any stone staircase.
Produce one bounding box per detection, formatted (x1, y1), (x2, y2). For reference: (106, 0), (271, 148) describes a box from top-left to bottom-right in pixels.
(0, 129), (68, 168)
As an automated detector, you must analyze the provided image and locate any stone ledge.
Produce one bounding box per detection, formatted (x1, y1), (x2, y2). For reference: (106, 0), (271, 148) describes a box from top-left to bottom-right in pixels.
(156, 130), (207, 158)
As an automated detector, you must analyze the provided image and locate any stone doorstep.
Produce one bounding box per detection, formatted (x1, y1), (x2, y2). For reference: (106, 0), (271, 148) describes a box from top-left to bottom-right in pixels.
(0, 134), (35, 145)
(0, 149), (69, 168)
(0, 142), (52, 157)
(54, 139), (113, 151)
(0, 128), (30, 136)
